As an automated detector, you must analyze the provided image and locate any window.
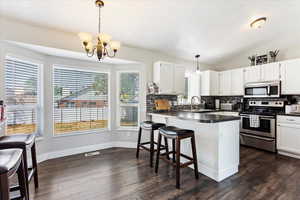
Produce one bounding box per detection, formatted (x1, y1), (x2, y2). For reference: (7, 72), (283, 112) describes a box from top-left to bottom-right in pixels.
(53, 67), (109, 135)
(4, 56), (42, 135)
(117, 72), (140, 128)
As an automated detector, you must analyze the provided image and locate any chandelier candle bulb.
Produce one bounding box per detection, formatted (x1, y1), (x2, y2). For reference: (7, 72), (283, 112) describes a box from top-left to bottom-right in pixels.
(110, 41), (121, 51)
(78, 32), (93, 42)
(98, 33), (112, 45)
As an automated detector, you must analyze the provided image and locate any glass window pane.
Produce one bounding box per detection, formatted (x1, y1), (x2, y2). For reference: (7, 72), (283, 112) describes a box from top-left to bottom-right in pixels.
(120, 106), (138, 127)
(53, 67), (109, 135)
(5, 57), (40, 135)
(120, 73), (139, 103)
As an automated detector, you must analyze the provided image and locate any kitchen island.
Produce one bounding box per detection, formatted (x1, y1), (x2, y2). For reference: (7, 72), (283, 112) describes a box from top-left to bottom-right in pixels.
(149, 111), (240, 182)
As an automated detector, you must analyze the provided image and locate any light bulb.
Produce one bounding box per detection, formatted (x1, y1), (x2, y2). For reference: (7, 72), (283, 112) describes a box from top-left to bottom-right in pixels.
(86, 42), (93, 52)
(78, 32), (92, 42)
(98, 33), (112, 44)
(110, 41), (121, 51)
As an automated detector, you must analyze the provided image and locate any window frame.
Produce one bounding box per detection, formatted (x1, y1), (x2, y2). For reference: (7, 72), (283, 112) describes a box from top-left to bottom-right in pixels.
(4, 54), (44, 136)
(52, 65), (111, 137)
(116, 70), (141, 130)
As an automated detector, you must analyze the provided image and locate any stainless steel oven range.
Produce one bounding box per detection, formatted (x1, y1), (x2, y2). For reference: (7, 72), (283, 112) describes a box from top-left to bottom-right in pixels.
(240, 100), (285, 152)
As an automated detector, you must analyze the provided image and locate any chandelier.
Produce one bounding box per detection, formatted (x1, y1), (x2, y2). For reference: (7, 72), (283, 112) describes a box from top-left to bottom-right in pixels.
(78, 0), (121, 61)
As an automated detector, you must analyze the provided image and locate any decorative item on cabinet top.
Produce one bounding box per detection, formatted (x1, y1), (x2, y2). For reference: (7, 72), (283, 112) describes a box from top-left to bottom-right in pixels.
(269, 50), (280, 63)
(248, 50), (280, 66)
(147, 82), (159, 94)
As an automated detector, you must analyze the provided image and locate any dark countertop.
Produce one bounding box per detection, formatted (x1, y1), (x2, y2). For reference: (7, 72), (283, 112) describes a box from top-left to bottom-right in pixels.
(148, 111), (240, 123)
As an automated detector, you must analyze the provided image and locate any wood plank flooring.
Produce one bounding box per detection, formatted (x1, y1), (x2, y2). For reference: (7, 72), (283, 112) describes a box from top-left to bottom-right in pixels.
(24, 147), (300, 200)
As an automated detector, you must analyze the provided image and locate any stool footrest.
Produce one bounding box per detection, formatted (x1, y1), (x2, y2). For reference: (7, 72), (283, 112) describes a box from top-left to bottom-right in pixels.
(160, 157), (195, 168)
(28, 167), (35, 182)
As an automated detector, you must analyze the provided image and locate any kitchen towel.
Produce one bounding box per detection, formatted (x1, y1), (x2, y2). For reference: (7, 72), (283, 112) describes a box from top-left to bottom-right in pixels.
(250, 115), (260, 128)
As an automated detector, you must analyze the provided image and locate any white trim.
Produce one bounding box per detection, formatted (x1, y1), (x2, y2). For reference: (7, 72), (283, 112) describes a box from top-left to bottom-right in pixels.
(52, 129), (109, 138)
(37, 141), (136, 163)
(278, 150), (300, 159)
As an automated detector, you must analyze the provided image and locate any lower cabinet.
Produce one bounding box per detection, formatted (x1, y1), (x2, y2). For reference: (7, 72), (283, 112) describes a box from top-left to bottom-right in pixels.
(277, 115), (300, 159)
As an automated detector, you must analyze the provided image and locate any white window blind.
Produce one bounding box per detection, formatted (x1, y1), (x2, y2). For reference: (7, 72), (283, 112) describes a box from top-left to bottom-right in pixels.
(53, 67), (109, 135)
(5, 56), (40, 135)
(117, 72), (140, 128)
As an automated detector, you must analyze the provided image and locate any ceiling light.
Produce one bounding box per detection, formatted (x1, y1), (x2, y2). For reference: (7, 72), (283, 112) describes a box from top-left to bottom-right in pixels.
(195, 54), (201, 74)
(78, 0), (121, 61)
(250, 17), (267, 29)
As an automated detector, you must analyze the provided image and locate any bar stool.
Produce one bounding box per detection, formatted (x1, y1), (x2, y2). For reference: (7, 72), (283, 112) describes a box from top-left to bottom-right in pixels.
(136, 121), (167, 167)
(155, 126), (199, 189)
(0, 134), (39, 198)
(0, 149), (28, 200)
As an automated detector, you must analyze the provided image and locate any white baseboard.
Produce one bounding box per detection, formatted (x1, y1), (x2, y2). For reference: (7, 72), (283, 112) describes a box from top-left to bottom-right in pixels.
(197, 162), (239, 182)
(37, 141), (136, 163)
(278, 150), (300, 159)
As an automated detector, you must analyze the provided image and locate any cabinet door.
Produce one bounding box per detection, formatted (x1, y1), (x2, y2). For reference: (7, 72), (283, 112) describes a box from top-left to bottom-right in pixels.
(261, 63), (280, 81)
(173, 65), (186, 94)
(200, 71), (209, 96)
(210, 71), (219, 96)
(231, 68), (244, 95)
(277, 123), (300, 155)
(158, 63), (174, 93)
(280, 59), (300, 94)
(219, 71), (231, 96)
(244, 66), (261, 83)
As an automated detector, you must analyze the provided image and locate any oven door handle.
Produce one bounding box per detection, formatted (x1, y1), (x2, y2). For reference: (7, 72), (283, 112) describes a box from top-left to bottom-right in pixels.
(241, 133), (274, 141)
(240, 114), (275, 119)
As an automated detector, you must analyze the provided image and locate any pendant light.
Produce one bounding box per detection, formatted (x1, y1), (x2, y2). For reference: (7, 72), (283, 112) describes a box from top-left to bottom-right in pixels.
(195, 54), (201, 74)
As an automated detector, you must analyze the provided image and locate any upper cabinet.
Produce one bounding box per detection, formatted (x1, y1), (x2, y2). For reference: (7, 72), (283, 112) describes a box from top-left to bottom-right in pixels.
(219, 70), (231, 96)
(231, 68), (244, 95)
(153, 61), (185, 94)
(261, 63), (281, 81)
(280, 59), (300, 94)
(200, 70), (219, 96)
(244, 65), (261, 83)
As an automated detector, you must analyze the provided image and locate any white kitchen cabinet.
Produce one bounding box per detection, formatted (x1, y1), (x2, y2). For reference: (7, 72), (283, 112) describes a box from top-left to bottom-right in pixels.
(173, 65), (186, 94)
(153, 61), (185, 94)
(260, 63), (280, 81)
(219, 71), (231, 96)
(277, 115), (300, 159)
(201, 70), (219, 96)
(279, 59), (300, 94)
(244, 66), (261, 83)
(230, 68), (244, 95)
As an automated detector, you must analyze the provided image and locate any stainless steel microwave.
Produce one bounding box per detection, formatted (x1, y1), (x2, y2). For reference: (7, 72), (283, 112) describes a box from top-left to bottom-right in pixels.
(244, 81), (281, 98)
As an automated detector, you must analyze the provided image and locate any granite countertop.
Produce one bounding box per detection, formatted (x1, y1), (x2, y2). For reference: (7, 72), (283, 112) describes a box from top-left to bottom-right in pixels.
(148, 111), (240, 123)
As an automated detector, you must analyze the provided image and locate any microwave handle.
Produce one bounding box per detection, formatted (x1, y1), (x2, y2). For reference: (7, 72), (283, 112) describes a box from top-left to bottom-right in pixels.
(267, 85), (270, 96)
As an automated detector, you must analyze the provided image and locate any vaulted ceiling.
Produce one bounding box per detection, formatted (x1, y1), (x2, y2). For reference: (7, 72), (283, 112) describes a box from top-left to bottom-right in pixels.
(1, 0), (300, 66)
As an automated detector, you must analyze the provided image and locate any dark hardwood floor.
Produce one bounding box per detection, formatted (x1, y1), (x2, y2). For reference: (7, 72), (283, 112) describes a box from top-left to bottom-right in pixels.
(23, 146), (300, 200)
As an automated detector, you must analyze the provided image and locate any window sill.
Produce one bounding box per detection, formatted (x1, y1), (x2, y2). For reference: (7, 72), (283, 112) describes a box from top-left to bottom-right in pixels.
(52, 129), (110, 138)
(116, 127), (139, 132)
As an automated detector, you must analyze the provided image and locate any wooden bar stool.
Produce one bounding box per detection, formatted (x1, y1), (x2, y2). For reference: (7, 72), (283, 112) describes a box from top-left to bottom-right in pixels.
(155, 126), (199, 189)
(0, 149), (28, 200)
(0, 134), (39, 198)
(136, 121), (168, 167)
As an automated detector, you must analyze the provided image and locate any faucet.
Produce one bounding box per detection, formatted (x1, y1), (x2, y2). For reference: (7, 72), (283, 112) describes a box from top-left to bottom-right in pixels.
(191, 96), (201, 110)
